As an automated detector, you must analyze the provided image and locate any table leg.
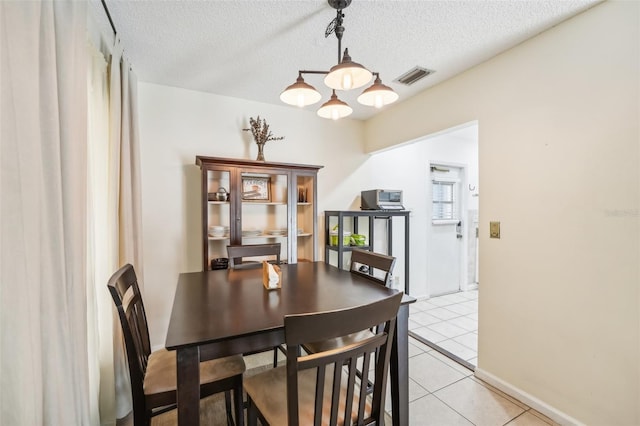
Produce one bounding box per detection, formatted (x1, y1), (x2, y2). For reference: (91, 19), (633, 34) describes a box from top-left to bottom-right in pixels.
(391, 303), (409, 426)
(177, 346), (200, 425)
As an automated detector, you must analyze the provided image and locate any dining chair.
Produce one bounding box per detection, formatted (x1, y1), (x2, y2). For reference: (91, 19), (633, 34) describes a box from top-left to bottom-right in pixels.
(244, 291), (403, 426)
(301, 250), (397, 396)
(108, 263), (246, 426)
(349, 249), (396, 287)
(304, 250), (396, 354)
(227, 243), (281, 270)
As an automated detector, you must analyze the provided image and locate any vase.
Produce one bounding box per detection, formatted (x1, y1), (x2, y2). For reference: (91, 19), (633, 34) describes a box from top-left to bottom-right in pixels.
(256, 143), (265, 161)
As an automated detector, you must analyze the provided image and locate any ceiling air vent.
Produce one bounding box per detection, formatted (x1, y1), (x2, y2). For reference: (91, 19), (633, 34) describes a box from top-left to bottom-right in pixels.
(394, 66), (435, 86)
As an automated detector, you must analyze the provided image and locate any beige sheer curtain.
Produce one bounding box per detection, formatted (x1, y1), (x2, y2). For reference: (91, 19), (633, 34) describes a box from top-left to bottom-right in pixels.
(87, 39), (117, 424)
(88, 36), (144, 422)
(107, 38), (145, 421)
(0, 1), (93, 424)
(1, 1), (144, 423)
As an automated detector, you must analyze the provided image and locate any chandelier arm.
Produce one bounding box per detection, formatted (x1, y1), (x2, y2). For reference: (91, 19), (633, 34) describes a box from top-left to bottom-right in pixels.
(298, 70), (330, 76)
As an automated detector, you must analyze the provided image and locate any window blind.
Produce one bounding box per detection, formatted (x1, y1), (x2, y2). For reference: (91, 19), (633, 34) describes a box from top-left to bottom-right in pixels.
(432, 180), (456, 220)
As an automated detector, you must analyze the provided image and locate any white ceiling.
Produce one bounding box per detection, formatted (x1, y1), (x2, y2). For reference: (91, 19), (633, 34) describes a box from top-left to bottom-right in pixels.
(90, 0), (600, 120)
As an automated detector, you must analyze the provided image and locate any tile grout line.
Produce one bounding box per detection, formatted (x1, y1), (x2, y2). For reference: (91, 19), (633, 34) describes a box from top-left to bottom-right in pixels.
(409, 290), (479, 368)
(428, 377), (481, 426)
(409, 331), (476, 371)
(431, 377), (529, 426)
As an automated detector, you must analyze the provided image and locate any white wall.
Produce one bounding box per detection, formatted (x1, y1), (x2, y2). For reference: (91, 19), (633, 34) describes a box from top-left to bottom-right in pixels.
(365, 1), (639, 425)
(369, 124), (479, 298)
(137, 83), (370, 347)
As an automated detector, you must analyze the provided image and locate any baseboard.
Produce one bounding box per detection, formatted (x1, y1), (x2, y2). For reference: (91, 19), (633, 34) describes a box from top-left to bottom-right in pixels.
(474, 368), (585, 426)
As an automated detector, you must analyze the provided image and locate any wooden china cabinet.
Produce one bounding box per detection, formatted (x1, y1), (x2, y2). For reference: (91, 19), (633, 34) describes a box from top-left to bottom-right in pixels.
(195, 156), (323, 271)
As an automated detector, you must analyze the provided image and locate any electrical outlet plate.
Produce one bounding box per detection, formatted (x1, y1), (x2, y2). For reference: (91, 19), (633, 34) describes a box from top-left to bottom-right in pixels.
(490, 221), (500, 239)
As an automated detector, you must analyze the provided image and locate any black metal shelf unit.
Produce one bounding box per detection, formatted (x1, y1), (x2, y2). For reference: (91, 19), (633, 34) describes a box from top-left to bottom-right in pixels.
(324, 210), (410, 294)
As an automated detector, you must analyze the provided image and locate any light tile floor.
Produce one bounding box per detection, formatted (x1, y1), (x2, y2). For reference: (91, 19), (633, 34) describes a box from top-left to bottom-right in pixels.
(143, 290), (552, 426)
(272, 335), (557, 426)
(401, 337), (559, 425)
(409, 289), (479, 366)
(139, 308), (559, 426)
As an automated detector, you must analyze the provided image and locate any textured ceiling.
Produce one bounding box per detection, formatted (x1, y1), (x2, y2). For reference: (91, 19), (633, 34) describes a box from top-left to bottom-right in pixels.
(91, 0), (600, 120)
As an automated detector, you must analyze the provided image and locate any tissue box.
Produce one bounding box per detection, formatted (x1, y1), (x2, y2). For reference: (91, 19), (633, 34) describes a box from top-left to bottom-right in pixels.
(262, 261), (282, 290)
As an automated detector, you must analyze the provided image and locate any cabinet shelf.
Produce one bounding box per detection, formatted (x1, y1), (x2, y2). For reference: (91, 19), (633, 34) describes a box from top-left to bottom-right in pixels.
(242, 201), (287, 206)
(240, 233), (314, 239)
(326, 245), (371, 252)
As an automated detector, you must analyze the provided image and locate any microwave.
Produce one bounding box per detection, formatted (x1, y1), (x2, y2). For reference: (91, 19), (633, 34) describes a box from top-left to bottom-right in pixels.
(361, 190), (405, 210)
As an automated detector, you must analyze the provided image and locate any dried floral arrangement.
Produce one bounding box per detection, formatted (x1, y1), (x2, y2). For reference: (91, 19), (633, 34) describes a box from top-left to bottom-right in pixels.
(243, 116), (284, 161)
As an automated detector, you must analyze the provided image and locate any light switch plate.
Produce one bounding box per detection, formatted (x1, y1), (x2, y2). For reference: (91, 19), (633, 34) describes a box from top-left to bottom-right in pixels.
(490, 221), (500, 239)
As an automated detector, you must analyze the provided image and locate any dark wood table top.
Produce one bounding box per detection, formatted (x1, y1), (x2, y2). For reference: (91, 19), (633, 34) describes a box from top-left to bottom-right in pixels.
(166, 262), (401, 351)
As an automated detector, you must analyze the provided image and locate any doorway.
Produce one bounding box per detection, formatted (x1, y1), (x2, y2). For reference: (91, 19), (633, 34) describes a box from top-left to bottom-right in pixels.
(367, 122), (479, 368)
(413, 124), (479, 369)
(411, 157), (479, 370)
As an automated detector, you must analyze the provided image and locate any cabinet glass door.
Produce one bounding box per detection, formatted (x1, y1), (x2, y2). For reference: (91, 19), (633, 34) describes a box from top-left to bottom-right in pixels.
(240, 170), (288, 263)
(206, 168), (231, 269)
(295, 174), (315, 262)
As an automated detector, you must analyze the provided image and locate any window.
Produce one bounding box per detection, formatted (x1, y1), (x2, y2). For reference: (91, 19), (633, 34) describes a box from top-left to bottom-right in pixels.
(432, 180), (456, 220)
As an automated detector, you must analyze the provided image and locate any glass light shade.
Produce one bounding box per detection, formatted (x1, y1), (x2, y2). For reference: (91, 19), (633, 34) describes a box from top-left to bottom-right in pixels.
(357, 76), (399, 108)
(280, 75), (322, 107)
(324, 48), (372, 91)
(317, 92), (353, 120)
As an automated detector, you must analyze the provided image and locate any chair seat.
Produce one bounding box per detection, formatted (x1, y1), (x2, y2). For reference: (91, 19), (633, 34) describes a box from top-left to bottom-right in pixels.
(144, 348), (245, 405)
(244, 364), (371, 425)
(304, 329), (375, 354)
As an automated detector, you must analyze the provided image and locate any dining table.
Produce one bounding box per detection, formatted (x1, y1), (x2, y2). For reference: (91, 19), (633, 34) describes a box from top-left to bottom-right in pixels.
(165, 261), (416, 425)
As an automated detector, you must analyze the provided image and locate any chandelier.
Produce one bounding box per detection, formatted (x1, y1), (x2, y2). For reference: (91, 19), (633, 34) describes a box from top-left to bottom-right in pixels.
(279, 0), (398, 120)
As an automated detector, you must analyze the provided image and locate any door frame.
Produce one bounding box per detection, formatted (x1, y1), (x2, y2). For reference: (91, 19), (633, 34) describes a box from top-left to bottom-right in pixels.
(426, 160), (471, 297)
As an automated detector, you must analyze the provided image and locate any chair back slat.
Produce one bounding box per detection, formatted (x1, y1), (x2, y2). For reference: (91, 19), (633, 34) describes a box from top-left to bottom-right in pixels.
(356, 354), (370, 420)
(107, 263), (151, 421)
(313, 365), (325, 426)
(350, 249), (396, 287)
(371, 318), (397, 420)
(284, 292), (402, 426)
(329, 362), (342, 425)
(124, 297), (151, 372)
(227, 243), (281, 270)
(342, 357), (358, 425)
